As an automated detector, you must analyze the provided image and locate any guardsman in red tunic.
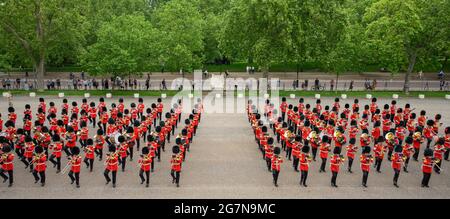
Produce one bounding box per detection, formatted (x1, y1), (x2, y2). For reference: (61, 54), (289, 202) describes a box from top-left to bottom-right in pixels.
(49, 135), (63, 173)
(421, 148), (434, 187)
(346, 138), (357, 173)
(265, 138), (274, 171)
(83, 139), (95, 172)
(360, 146), (374, 187)
(47, 102), (57, 122)
(319, 135), (331, 172)
(424, 120), (436, 148)
(280, 97), (287, 121)
(171, 146), (182, 187)
(14, 128), (25, 159)
(412, 130), (424, 161)
(89, 102), (97, 128)
(299, 145), (312, 187)
(402, 136), (414, 172)
(147, 135), (158, 172)
(22, 136), (35, 171)
(433, 137), (446, 174)
(71, 101), (79, 117)
(138, 147), (152, 187)
(138, 98), (145, 118)
(292, 136), (302, 172)
(391, 145), (404, 187)
(330, 147), (344, 187)
(117, 136), (128, 172)
(444, 127), (450, 161)
(389, 100), (397, 122)
(271, 147), (283, 187)
(64, 127), (77, 156)
(68, 147), (82, 188)
(433, 114), (442, 134)
(374, 136), (387, 173)
(125, 127), (135, 161)
(104, 145), (119, 188)
(157, 98), (163, 121)
(8, 107), (17, 125)
(371, 121), (382, 145)
(98, 107), (108, 134)
(0, 113), (3, 132)
(385, 132), (398, 161)
(0, 145), (14, 187)
(333, 128), (346, 148)
(32, 146), (47, 186)
(395, 121), (407, 145)
(382, 114), (392, 137)
(94, 129), (105, 161)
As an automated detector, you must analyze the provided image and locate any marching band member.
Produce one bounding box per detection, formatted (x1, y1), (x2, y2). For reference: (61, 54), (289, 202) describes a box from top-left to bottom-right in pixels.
(391, 145), (404, 187)
(444, 127), (450, 161)
(374, 136), (387, 173)
(0, 145), (14, 187)
(94, 129), (105, 161)
(49, 135), (63, 173)
(271, 147), (283, 187)
(299, 145), (312, 187)
(118, 135), (128, 172)
(104, 145), (119, 188)
(412, 129), (424, 161)
(330, 147), (344, 187)
(319, 135), (331, 173)
(291, 136), (302, 172)
(138, 147), (152, 187)
(32, 146), (47, 187)
(433, 137), (446, 174)
(421, 148), (435, 187)
(346, 138), (357, 173)
(265, 138), (274, 171)
(89, 102), (97, 128)
(68, 147), (82, 188)
(171, 145), (182, 187)
(83, 139), (95, 172)
(280, 97), (287, 121)
(402, 137), (414, 172)
(360, 146), (374, 187)
(22, 136), (35, 172)
(424, 120), (436, 148)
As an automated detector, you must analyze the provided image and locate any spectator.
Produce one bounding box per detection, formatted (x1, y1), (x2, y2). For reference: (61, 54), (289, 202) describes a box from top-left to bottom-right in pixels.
(314, 78), (319, 90)
(440, 80), (445, 91)
(145, 78), (150, 90)
(418, 70), (423, 80)
(349, 80), (354, 91)
(56, 79), (61, 89)
(304, 79), (308, 90)
(372, 79), (377, 90)
(330, 79), (334, 91)
(81, 72), (85, 80)
(161, 78), (167, 90)
(438, 70), (444, 80)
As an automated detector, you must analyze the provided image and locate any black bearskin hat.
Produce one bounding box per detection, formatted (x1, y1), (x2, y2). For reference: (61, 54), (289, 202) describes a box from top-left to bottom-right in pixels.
(333, 147), (341, 155)
(71, 147), (80, 155)
(118, 136), (125, 143)
(273, 147), (281, 155)
(424, 148), (433, 157)
(142, 147), (149, 155)
(86, 139), (94, 146)
(35, 146), (44, 154)
(302, 145), (310, 153)
(362, 146), (371, 154)
(172, 145), (180, 154)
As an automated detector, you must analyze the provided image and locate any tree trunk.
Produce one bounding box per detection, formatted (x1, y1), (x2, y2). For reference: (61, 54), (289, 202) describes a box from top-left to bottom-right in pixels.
(403, 51), (417, 94)
(36, 56), (45, 90)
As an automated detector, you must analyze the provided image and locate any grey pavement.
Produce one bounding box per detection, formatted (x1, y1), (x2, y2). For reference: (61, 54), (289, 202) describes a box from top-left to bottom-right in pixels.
(0, 96), (450, 199)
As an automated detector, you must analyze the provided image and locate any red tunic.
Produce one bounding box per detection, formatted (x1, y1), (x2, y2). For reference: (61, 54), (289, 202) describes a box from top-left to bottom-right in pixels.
(106, 154), (119, 171)
(319, 143), (331, 159)
(391, 153), (403, 170)
(346, 144), (357, 159)
(1, 153), (14, 171)
(85, 145), (95, 160)
(70, 155), (82, 173)
(330, 155), (343, 173)
(422, 157), (433, 174)
(360, 155), (372, 172)
(139, 154), (152, 171)
(24, 142), (35, 158)
(51, 143), (63, 158)
(434, 144), (445, 160)
(271, 155), (283, 171)
(299, 153), (311, 171)
(171, 155), (182, 171)
(33, 154), (47, 172)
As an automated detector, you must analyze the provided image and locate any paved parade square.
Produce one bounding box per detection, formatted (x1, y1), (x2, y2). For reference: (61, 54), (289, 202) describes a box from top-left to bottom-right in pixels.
(1, 95), (449, 199)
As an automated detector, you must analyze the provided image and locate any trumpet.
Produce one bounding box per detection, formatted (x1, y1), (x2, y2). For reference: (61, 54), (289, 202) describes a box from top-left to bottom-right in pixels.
(60, 161), (71, 175)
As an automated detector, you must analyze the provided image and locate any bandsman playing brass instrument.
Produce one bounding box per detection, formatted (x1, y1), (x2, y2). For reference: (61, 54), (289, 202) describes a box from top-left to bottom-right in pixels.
(138, 147), (152, 187)
(32, 146), (47, 187)
(49, 135), (63, 173)
(271, 147), (283, 187)
(83, 139), (95, 172)
(299, 145), (312, 187)
(170, 146), (182, 187)
(391, 145), (404, 187)
(433, 137), (446, 174)
(374, 136), (387, 173)
(291, 135), (303, 172)
(104, 145), (119, 188)
(0, 144), (14, 187)
(421, 148), (435, 187)
(385, 131), (398, 161)
(360, 146), (374, 187)
(402, 137), (414, 172)
(319, 135), (331, 173)
(444, 127), (450, 161)
(68, 147), (82, 188)
(94, 129), (105, 161)
(330, 147), (345, 187)
(346, 138), (358, 173)
(412, 130), (424, 161)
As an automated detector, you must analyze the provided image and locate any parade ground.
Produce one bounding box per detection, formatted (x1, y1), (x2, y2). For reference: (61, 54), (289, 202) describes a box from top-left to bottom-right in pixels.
(1, 95), (450, 199)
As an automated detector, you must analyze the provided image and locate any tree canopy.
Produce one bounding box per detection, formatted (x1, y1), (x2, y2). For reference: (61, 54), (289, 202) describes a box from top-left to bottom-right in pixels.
(0, 0), (448, 91)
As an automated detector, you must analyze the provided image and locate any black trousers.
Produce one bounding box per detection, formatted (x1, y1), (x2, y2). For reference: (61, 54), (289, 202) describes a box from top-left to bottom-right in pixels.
(413, 148), (420, 160)
(32, 170), (45, 184)
(84, 158), (94, 171)
(393, 169), (400, 184)
(139, 169), (150, 185)
(320, 158), (327, 172)
(104, 169), (117, 185)
(266, 158), (271, 171)
(286, 147), (292, 160)
(312, 148), (318, 160)
(272, 170), (280, 185)
(404, 157), (410, 171)
(331, 171), (338, 185)
(362, 171), (369, 185)
(120, 157), (127, 171)
(375, 158), (383, 172)
(63, 146), (72, 157)
(348, 158), (354, 171)
(282, 112), (286, 121)
(300, 170), (308, 186)
(422, 172), (431, 186)
(49, 155), (61, 170)
(171, 170), (180, 185)
(293, 157), (299, 171)
(95, 148), (103, 160)
(426, 138), (432, 148)
(0, 169), (13, 185)
(445, 149), (450, 160)
(68, 171), (80, 186)
(89, 117), (96, 128)
(79, 139), (87, 148)
(15, 148), (24, 158)
(128, 146), (134, 160)
(157, 147), (161, 161)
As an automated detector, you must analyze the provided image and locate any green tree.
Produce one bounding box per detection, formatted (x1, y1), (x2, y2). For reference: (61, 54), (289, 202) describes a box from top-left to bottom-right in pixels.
(0, 0), (86, 89)
(220, 0), (292, 78)
(152, 0), (205, 73)
(82, 15), (159, 79)
(363, 0), (449, 93)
